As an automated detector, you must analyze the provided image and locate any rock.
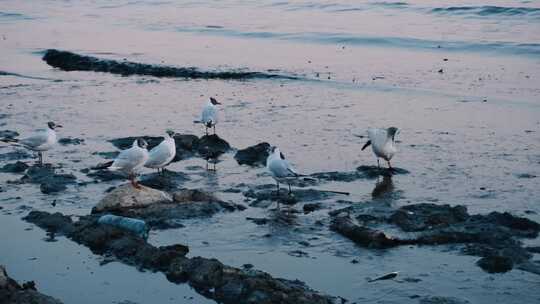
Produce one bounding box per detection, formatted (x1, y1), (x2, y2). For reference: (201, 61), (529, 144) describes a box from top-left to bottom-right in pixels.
(0, 161), (29, 173)
(23, 211), (73, 234)
(43, 49), (291, 80)
(330, 216), (402, 249)
(0, 150), (32, 162)
(476, 256), (514, 273)
(0, 129), (19, 140)
(0, 265), (63, 304)
(303, 203), (323, 214)
(92, 184), (173, 213)
(390, 204), (468, 232)
(234, 142), (270, 166)
(109, 136), (164, 151)
(58, 137), (84, 145)
(24, 212), (337, 304)
(420, 296), (470, 304)
(246, 217), (269, 225)
(331, 202), (540, 274)
(94, 188), (244, 229)
(139, 171), (190, 191)
(197, 134), (231, 159)
(20, 165), (77, 194)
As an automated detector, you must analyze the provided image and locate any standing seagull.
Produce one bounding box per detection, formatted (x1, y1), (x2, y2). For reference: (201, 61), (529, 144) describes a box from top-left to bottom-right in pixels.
(361, 127), (399, 169)
(1, 121), (62, 165)
(266, 146), (300, 196)
(201, 97), (221, 135)
(145, 130), (176, 175)
(109, 138), (149, 189)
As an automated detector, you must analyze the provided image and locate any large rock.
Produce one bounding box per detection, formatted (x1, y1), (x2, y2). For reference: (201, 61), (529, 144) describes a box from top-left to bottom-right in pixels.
(92, 184), (172, 213)
(234, 142), (270, 166)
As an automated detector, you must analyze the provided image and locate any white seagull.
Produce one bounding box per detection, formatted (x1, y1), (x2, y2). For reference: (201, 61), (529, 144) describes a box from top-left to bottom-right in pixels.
(200, 97), (221, 135)
(2, 121), (62, 165)
(361, 127), (399, 169)
(109, 138), (149, 188)
(144, 130), (176, 175)
(266, 146), (300, 195)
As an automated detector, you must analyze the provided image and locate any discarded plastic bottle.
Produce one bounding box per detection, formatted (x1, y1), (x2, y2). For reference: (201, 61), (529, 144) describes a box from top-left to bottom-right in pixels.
(97, 214), (149, 239)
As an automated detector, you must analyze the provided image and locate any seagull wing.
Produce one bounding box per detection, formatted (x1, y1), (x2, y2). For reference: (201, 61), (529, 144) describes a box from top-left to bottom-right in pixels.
(268, 158), (298, 178)
(110, 148), (146, 172)
(19, 130), (49, 148)
(368, 128), (388, 150)
(146, 141), (174, 168)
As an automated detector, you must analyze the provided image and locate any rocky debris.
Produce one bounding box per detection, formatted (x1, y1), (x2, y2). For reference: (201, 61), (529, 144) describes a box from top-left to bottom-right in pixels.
(0, 150), (32, 162)
(303, 203), (323, 214)
(109, 133), (230, 162)
(58, 137), (84, 145)
(92, 184), (173, 212)
(19, 164), (77, 194)
(0, 265), (63, 304)
(246, 217), (269, 225)
(330, 203), (540, 273)
(389, 204), (468, 232)
(311, 166), (409, 183)
(244, 185), (339, 208)
(234, 142), (270, 166)
(92, 187), (245, 229)
(24, 211), (337, 304)
(419, 296), (471, 304)
(197, 134), (231, 159)
(139, 171), (190, 191)
(0, 161), (29, 173)
(42, 49), (295, 80)
(0, 129), (19, 140)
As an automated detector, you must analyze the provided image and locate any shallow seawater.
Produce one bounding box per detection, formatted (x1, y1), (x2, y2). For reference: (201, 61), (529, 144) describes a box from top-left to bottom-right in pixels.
(1, 0), (540, 303)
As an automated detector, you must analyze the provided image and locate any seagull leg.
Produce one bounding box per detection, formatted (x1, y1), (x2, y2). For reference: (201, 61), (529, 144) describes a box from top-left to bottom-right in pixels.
(213, 125), (216, 135)
(377, 158), (380, 168)
(288, 183), (292, 195)
(387, 161), (394, 174)
(205, 126), (208, 136)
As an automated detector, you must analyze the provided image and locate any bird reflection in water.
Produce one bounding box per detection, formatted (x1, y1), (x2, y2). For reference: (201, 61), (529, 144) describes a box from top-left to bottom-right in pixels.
(371, 174), (394, 199)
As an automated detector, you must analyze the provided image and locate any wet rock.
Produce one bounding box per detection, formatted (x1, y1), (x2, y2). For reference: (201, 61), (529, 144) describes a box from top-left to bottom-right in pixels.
(330, 216), (402, 249)
(419, 296), (470, 304)
(92, 151), (119, 159)
(197, 134), (231, 159)
(86, 169), (124, 181)
(92, 184), (173, 213)
(58, 137), (84, 145)
(310, 166), (409, 184)
(109, 136), (164, 151)
(23, 211), (73, 235)
(20, 165), (77, 194)
(139, 171), (190, 191)
(234, 142), (270, 166)
(476, 256), (514, 273)
(244, 186), (336, 207)
(389, 204), (468, 232)
(43, 49), (293, 80)
(0, 265), (63, 304)
(0, 129), (18, 140)
(303, 203), (323, 214)
(0, 150), (32, 162)
(94, 188), (244, 229)
(0, 161), (29, 173)
(24, 212), (337, 304)
(246, 217), (269, 225)
(331, 203), (540, 273)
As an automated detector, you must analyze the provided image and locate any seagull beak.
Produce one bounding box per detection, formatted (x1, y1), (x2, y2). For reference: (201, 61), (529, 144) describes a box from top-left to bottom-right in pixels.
(56, 124), (63, 128)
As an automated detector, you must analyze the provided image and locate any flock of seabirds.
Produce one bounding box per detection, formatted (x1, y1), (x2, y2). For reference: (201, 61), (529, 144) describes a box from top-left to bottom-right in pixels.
(1, 97), (399, 197)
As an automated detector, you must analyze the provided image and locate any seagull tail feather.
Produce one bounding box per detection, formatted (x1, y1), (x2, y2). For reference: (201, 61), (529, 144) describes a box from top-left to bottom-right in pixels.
(361, 140), (372, 151)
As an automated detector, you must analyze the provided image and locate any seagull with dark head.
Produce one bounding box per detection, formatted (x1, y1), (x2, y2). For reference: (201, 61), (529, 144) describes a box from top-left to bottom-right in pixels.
(361, 127), (399, 170)
(201, 97), (221, 135)
(266, 146), (300, 196)
(109, 138), (149, 189)
(1, 121), (62, 165)
(145, 130), (176, 175)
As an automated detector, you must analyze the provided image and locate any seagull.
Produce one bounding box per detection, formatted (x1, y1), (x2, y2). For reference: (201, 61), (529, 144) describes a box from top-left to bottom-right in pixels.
(361, 127), (399, 169)
(109, 138), (149, 189)
(144, 130), (176, 175)
(266, 146), (300, 196)
(200, 97), (221, 135)
(1, 121), (62, 165)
